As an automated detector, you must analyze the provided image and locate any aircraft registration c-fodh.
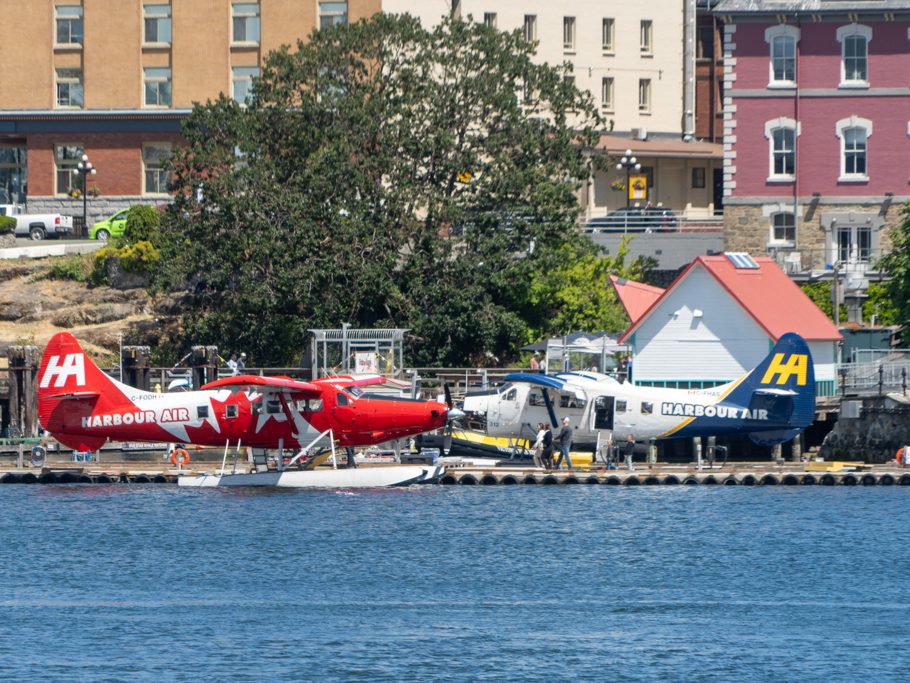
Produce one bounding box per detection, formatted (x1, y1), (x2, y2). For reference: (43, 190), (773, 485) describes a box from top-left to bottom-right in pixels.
(462, 332), (816, 447)
(37, 332), (456, 454)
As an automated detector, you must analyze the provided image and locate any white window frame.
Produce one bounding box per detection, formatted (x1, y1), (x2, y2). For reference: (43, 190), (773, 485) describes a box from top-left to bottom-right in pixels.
(763, 117), (799, 182)
(835, 116), (872, 182)
(836, 24), (871, 88)
(55, 68), (83, 109)
(483, 12), (497, 29)
(55, 5), (83, 46)
(523, 15), (537, 43)
(563, 16), (576, 52)
(836, 224), (873, 263)
(232, 66), (259, 104)
(601, 77), (614, 112)
(764, 24), (800, 88)
(602, 18), (614, 53)
(640, 20), (653, 55)
(232, 2), (260, 44)
(143, 68), (172, 108)
(143, 4), (172, 46)
(318, 2), (347, 30)
(143, 143), (172, 196)
(638, 78), (651, 114)
(54, 144), (84, 196)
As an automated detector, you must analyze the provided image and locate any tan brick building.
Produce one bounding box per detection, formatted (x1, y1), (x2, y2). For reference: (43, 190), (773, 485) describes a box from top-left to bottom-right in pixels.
(0, 0), (379, 229)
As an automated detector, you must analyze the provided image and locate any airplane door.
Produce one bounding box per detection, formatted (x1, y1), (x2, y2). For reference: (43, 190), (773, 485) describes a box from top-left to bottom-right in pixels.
(593, 396), (615, 430)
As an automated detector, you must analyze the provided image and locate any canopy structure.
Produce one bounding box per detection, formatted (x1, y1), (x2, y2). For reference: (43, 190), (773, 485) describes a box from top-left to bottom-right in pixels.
(308, 327), (409, 379)
(525, 331), (627, 374)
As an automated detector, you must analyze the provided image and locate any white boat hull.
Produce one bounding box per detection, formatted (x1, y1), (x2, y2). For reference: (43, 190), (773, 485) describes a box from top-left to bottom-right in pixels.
(178, 465), (445, 488)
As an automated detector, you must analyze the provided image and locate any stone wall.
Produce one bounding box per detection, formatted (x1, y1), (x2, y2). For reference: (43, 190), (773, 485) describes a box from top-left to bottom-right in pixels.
(820, 395), (910, 463)
(23, 196), (168, 235)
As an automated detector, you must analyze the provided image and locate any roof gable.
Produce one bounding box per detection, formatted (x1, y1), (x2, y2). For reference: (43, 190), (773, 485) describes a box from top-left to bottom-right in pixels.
(609, 275), (665, 325)
(620, 254), (842, 343)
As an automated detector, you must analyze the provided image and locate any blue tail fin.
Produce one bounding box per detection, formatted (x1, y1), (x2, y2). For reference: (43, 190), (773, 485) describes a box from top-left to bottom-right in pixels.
(723, 332), (816, 434)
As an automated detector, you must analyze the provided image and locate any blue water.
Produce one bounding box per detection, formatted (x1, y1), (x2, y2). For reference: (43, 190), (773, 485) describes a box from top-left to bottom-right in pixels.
(1, 485), (909, 682)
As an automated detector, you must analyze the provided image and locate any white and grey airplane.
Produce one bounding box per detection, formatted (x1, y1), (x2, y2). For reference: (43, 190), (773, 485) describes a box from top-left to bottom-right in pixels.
(461, 333), (816, 448)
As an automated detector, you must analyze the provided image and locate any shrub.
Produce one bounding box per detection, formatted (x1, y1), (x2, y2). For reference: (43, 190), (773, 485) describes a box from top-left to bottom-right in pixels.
(0, 215), (14, 235)
(124, 205), (160, 244)
(89, 240), (161, 286)
(42, 253), (94, 282)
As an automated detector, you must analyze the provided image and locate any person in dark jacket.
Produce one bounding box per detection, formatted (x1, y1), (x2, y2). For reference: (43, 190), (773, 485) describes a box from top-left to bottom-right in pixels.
(623, 434), (636, 471)
(541, 427), (555, 469)
(554, 417), (574, 470)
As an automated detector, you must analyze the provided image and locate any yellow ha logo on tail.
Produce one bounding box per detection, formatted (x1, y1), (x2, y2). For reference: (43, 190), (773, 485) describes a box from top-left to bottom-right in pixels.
(760, 353), (808, 386)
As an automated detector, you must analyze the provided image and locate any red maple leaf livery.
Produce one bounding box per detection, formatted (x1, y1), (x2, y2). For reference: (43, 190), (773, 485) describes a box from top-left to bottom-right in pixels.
(37, 332), (452, 452)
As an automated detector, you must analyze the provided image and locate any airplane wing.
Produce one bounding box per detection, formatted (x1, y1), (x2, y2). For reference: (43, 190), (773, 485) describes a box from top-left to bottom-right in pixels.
(201, 374), (322, 397)
(314, 374), (395, 388)
(503, 373), (587, 400)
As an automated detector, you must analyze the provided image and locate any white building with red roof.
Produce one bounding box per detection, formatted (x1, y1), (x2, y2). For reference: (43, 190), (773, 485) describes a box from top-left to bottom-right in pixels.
(618, 252), (843, 396)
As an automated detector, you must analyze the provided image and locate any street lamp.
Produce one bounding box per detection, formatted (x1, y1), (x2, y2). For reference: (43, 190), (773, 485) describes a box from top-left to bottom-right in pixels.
(72, 153), (96, 236)
(615, 148), (641, 209)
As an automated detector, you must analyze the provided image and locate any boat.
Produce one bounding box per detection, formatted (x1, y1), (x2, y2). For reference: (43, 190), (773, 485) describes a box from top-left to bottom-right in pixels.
(178, 464), (445, 488)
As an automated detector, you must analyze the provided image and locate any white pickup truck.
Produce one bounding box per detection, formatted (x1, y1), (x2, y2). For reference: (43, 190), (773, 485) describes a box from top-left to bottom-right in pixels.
(0, 204), (75, 240)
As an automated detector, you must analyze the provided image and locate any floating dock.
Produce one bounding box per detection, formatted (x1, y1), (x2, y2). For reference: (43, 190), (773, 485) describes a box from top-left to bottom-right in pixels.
(1, 464), (909, 486)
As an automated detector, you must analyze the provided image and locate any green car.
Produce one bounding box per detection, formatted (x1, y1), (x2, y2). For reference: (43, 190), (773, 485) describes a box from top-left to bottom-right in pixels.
(89, 208), (129, 241)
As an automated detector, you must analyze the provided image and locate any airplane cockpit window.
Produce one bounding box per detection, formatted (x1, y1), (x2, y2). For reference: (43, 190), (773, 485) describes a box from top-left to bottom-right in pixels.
(197, 405), (209, 419)
(308, 398), (324, 412)
(641, 402), (653, 414)
(616, 400), (627, 413)
(504, 388), (517, 401)
(498, 383), (513, 395)
(252, 401), (263, 415)
(529, 391), (545, 406)
(337, 393), (349, 406)
(559, 394), (587, 410)
(344, 386), (364, 398)
(225, 404), (238, 419)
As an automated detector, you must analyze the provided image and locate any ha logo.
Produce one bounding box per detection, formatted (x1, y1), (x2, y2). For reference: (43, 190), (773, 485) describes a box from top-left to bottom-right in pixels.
(40, 354), (86, 389)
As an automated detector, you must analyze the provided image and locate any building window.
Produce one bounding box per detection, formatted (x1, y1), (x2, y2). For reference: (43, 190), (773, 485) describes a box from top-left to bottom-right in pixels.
(563, 16), (576, 51)
(692, 167), (706, 188)
(638, 79), (651, 113)
(144, 68), (172, 107)
(602, 18), (614, 52)
(523, 15), (537, 42)
(0, 146), (27, 205)
(143, 4), (172, 44)
(232, 66), (259, 104)
(483, 12), (497, 29)
(55, 5), (83, 45)
(143, 144), (171, 195)
(601, 77), (614, 112)
(838, 225), (872, 262)
(55, 68), (83, 108)
(772, 128), (795, 176)
(232, 2), (260, 42)
(765, 25), (800, 86)
(837, 24), (871, 86)
(835, 116), (871, 181)
(640, 20), (653, 54)
(55, 144), (83, 196)
(318, 2), (347, 29)
(771, 212), (796, 243)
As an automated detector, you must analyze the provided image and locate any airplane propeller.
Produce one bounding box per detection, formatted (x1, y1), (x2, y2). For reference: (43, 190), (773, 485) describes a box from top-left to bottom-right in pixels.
(441, 381), (465, 454)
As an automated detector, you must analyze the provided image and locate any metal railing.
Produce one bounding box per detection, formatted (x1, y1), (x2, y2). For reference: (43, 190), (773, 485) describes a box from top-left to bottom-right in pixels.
(838, 357), (910, 395)
(581, 209), (723, 234)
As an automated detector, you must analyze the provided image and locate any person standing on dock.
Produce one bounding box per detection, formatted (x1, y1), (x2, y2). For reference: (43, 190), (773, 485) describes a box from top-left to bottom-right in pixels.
(237, 352), (247, 372)
(529, 352), (540, 372)
(623, 434), (635, 471)
(532, 422), (547, 468)
(541, 426), (554, 469)
(227, 354), (238, 375)
(539, 356), (547, 374)
(554, 417), (573, 470)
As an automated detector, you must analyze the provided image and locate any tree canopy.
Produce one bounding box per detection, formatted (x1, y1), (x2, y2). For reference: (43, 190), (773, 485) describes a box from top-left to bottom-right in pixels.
(879, 202), (910, 335)
(157, 13), (635, 365)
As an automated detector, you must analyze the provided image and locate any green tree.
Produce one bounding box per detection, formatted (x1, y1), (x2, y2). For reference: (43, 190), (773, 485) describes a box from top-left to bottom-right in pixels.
(879, 202), (910, 336)
(157, 14), (603, 365)
(124, 204), (161, 244)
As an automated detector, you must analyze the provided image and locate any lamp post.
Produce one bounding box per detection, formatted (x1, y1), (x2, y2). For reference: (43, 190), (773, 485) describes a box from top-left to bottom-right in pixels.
(72, 153), (96, 236)
(615, 148), (641, 209)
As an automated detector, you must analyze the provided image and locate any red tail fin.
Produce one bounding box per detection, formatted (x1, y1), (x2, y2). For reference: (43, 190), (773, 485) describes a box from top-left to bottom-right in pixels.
(38, 332), (132, 450)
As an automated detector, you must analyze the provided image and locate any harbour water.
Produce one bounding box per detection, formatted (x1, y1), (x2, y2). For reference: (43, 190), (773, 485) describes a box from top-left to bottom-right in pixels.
(1, 485), (909, 682)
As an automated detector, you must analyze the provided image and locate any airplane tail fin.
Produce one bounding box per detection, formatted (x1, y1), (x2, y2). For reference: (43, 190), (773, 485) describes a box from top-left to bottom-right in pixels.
(723, 332), (816, 439)
(37, 332), (135, 450)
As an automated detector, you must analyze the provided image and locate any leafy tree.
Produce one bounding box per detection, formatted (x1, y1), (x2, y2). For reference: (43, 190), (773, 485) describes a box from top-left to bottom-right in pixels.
(878, 201), (910, 337)
(124, 204), (161, 244)
(157, 14), (603, 365)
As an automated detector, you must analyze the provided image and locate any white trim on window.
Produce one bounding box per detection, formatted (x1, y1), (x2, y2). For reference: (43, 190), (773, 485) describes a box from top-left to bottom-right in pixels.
(640, 20), (653, 56)
(836, 24), (872, 88)
(523, 14), (537, 43)
(602, 18), (614, 53)
(232, 2), (260, 44)
(763, 117), (800, 182)
(563, 16), (576, 52)
(601, 76), (614, 112)
(835, 115), (872, 182)
(55, 5), (83, 47)
(764, 24), (800, 88)
(55, 68), (84, 109)
(142, 142), (172, 196)
(143, 3), (172, 46)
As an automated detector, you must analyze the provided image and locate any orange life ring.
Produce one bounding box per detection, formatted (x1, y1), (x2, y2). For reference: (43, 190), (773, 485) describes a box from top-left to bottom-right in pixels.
(171, 448), (190, 466)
